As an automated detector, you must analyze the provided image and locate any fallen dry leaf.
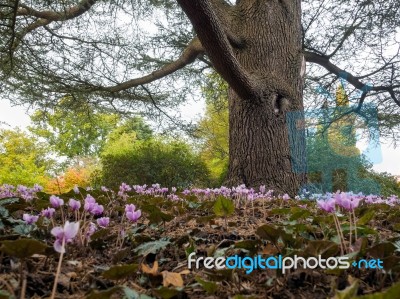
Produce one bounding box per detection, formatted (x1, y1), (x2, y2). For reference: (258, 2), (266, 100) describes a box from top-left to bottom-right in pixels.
(141, 261), (159, 275)
(161, 271), (184, 287)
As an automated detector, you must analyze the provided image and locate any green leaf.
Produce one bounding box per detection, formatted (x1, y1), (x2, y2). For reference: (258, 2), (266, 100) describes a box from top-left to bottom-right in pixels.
(134, 239), (171, 256)
(334, 278), (359, 299)
(141, 205), (173, 224)
(102, 264), (139, 280)
(196, 215), (215, 224)
(256, 224), (281, 244)
(380, 256), (400, 272)
(86, 286), (123, 299)
(195, 277), (218, 294)
(357, 210), (375, 225)
(12, 224), (34, 236)
(213, 196), (234, 218)
(234, 240), (261, 255)
(367, 242), (395, 259)
(0, 289), (15, 299)
(153, 287), (180, 299)
(0, 239), (48, 259)
(204, 269), (234, 282)
(303, 240), (339, 258)
(122, 286), (155, 299)
(289, 207), (311, 220)
(354, 282), (400, 298)
(0, 206), (9, 218)
(393, 223), (400, 232)
(0, 198), (20, 206)
(269, 208), (291, 215)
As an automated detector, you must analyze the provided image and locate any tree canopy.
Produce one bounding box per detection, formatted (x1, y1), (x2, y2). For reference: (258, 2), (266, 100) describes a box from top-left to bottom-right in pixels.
(0, 0), (399, 135)
(28, 96), (152, 158)
(0, 128), (53, 186)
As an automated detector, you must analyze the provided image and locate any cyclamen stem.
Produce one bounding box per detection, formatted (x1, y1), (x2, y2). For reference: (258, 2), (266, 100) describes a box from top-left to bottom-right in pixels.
(349, 211), (352, 246)
(332, 213), (345, 255)
(60, 207), (65, 225)
(50, 238), (65, 299)
(352, 209), (358, 240)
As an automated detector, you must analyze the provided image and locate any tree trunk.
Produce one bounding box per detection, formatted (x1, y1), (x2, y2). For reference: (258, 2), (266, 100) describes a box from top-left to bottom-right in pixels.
(225, 0), (306, 195)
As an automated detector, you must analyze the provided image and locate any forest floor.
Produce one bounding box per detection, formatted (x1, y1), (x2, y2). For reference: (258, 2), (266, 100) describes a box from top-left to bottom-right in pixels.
(1, 187), (400, 299)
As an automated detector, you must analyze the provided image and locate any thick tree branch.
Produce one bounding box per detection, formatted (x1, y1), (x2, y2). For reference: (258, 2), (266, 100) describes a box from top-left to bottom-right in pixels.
(304, 51), (366, 90)
(305, 50), (400, 107)
(209, 0), (244, 48)
(176, 0), (259, 100)
(17, 0), (98, 21)
(103, 38), (205, 92)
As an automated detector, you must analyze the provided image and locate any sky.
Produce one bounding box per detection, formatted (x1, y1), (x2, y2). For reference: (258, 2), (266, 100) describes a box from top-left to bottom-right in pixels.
(1, 97), (399, 176)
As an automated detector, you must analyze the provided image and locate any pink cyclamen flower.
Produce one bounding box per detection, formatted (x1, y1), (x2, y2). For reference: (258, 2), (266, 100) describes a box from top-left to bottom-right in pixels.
(41, 207), (56, 219)
(125, 204), (136, 213)
(86, 222), (97, 237)
(127, 210), (141, 222)
(125, 204), (141, 222)
(49, 195), (64, 208)
(84, 194), (96, 212)
(69, 198), (81, 211)
(317, 198), (336, 213)
(90, 203), (104, 215)
(97, 217), (110, 228)
(51, 221), (80, 253)
(23, 213), (39, 225)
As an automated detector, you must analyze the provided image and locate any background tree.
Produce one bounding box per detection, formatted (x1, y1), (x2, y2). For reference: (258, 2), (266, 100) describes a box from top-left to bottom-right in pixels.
(29, 96), (121, 159)
(196, 73), (229, 186)
(0, 128), (53, 186)
(44, 164), (93, 194)
(1, 0), (400, 194)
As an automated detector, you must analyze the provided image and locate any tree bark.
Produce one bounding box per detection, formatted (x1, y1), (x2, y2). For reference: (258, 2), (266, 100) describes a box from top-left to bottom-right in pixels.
(224, 0), (306, 195)
(179, 0), (306, 195)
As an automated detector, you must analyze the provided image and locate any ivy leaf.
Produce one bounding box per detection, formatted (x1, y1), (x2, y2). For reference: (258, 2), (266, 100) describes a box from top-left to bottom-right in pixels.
(213, 196), (234, 218)
(13, 224), (34, 236)
(334, 277), (359, 299)
(354, 282), (400, 298)
(0, 289), (15, 299)
(86, 286), (123, 299)
(357, 210), (375, 225)
(141, 205), (173, 224)
(102, 264), (139, 280)
(0, 239), (48, 259)
(153, 287), (181, 299)
(0, 198), (20, 206)
(256, 224), (281, 244)
(195, 277), (218, 294)
(304, 240), (340, 258)
(367, 242), (395, 259)
(134, 239), (171, 256)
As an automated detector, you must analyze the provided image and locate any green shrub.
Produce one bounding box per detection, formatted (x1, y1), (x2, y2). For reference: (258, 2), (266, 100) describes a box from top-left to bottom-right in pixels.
(101, 136), (210, 188)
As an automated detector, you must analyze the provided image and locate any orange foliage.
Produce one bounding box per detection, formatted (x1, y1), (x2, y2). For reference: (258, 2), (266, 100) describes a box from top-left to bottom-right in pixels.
(44, 167), (92, 194)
